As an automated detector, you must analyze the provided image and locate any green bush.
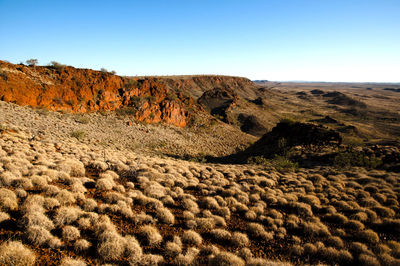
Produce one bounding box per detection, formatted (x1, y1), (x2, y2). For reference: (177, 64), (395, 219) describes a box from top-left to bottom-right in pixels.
(26, 59), (38, 66)
(74, 116), (90, 124)
(70, 130), (86, 140)
(333, 150), (382, 169)
(247, 156), (269, 165)
(48, 61), (66, 70)
(116, 106), (137, 116)
(271, 155), (299, 172)
(247, 155), (298, 172)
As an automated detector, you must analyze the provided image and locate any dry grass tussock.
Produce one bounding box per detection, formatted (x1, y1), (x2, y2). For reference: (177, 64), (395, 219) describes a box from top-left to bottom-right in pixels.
(0, 127), (399, 265)
(0, 241), (36, 266)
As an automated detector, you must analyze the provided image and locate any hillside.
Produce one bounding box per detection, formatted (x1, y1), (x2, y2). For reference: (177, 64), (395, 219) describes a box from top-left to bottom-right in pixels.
(3, 61), (399, 144)
(0, 61), (193, 127)
(0, 102), (399, 266)
(0, 61), (400, 265)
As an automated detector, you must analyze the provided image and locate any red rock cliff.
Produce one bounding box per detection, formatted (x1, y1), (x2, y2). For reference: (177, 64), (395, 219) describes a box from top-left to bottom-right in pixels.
(0, 61), (190, 127)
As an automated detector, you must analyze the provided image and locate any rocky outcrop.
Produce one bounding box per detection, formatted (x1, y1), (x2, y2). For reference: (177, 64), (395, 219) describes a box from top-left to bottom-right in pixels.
(197, 87), (239, 118)
(0, 61), (190, 127)
(237, 114), (267, 137)
(160, 75), (258, 100)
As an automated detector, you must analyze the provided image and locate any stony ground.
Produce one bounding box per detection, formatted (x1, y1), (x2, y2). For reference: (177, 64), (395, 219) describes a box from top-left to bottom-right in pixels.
(0, 101), (254, 158)
(0, 101), (399, 266)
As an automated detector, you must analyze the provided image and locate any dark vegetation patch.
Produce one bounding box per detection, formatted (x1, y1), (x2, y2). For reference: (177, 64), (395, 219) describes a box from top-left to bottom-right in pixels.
(311, 116), (339, 124)
(310, 89), (325, 95)
(197, 87), (238, 121)
(238, 120), (342, 159)
(237, 114), (267, 137)
(191, 119), (400, 172)
(383, 88), (400, 92)
(251, 97), (268, 106)
(323, 91), (367, 108)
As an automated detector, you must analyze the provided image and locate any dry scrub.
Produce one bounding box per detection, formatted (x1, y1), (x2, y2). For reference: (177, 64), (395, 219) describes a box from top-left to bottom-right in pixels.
(0, 122), (399, 265)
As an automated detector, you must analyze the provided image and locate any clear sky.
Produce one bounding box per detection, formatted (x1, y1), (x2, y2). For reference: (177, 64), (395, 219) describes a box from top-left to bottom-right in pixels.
(0, 0), (399, 82)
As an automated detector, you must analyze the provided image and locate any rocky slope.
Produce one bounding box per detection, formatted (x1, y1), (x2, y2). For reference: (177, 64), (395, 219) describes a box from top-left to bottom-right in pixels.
(156, 75), (259, 100)
(0, 116), (399, 265)
(0, 61), (263, 130)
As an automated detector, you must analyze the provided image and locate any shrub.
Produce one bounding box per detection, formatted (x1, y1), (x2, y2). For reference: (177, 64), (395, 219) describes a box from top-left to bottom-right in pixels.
(97, 232), (127, 261)
(182, 198), (200, 213)
(56, 190), (76, 205)
(196, 217), (215, 230)
(270, 155), (299, 172)
(183, 211), (195, 220)
(26, 59), (38, 66)
(26, 225), (53, 246)
(210, 229), (231, 242)
(31, 175), (47, 187)
(324, 213), (349, 224)
(21, 211), (55, 231)
(155, 207), (175, 224)
(70, 130), (86, 140)
(60, 257), (87, 266)
(173, 247), (199, 265)
(96, 178), (115, 191)
(74, 239), (91, 253)
(326, 236), (344, 248)
(125, 235), (143, 263)
(137, 225), (162, 246)
(231, 232), (249, 247)
(54, 206), (81, 226)
(346, 220), (365, 231)
(139, 254), (164, 266)
(62, 225), (80, 242)
(303, 243), (317, 255)
(202, 197), (220, 209)
(0, 212), (10, 223)
(333, 150), (382, 169)
(75, 116), (90, 124)
(48, 237), (62, 249)
(373, 206), (395, 218)
(48, 61), (66, 70)
(0, 188), (18, 211)
(77, 218), (92, 230)
(319, 246), (340, 261)
(182, 230), (202, 246)
(302, 221), (330, 237)
(290, 202), (313, 217)
(350, 242), (373, 255)
(44, 197), (60, 210)
(0, 241), (36, 266)
(357, 229), (380, 244)
(82, 198), (98, 212)
(212, 215), (227, 227)
(247, 223), (273, 241)
(238, 247), (253, 261)
(209, 251), (245, 266)
(164, 241), (181, 257)
(290, 244), (304, 256)
(245, 210), (257, 220)
(351, 212), (369, 222)
(358, 254), (380, 266)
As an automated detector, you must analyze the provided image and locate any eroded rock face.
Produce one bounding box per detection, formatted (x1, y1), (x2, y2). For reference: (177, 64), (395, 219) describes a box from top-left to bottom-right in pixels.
(0, 61), (190, 127)
(161, 75), (258, 100)
(197, 87), (239, 118)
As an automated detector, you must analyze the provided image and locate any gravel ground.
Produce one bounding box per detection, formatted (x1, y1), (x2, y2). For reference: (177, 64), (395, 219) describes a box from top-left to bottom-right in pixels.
(0, 101), (254, 158)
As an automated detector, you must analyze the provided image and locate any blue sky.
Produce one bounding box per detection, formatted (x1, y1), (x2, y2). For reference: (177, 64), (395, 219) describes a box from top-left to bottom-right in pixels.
(0, 0), (399, 82)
